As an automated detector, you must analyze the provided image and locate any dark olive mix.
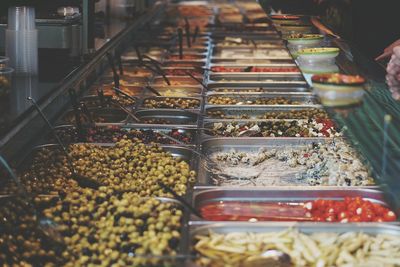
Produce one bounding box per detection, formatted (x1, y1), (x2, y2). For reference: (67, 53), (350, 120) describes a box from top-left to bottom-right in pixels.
(210, 119), (338, 138)
(143, 98), (200, 109)
(207, 108), (329, 120)
(0, 196), (64, 266)
(49, 126), (193, 145)
(208, 96), (301, 105)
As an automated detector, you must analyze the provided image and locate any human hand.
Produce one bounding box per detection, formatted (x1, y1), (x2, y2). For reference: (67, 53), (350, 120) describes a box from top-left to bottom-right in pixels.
(376, 39), (400, 61)
(386, 46), (400, 100)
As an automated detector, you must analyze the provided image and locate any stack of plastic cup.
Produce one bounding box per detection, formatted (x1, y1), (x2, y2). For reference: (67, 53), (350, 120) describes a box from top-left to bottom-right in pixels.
(5, 6), (38, 75)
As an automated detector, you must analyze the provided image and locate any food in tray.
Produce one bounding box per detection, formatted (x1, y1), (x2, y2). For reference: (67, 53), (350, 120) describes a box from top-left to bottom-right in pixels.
(163, 68), (203, 76)
(216, 41), (282, 48)
(210, 66), (299, 72)
(158, 88), (201, 97)
(194, 228), (400, 267)
(108, 67), (153, 78)
(0, 146), (77, 195)
(270, 14), (301, 20)
(61, 108), (127, 124)
(155, 78), (200, 86)
(207, 96), (306, 105)
(166, 54), (205, 60)
(44, 193), (183, 266)
(82, 94), (136, 109)
(297, 47), (340, 60)
(101, 78), (147, 87)
(176, 5), (213, 17)
(50, 126), (194, 145)
(206, 108), (329, 120)
(213, 87), (265, 93)
(209, 120), (338, 138)
(206, 139), (373, 187)
(143, 97), (200, 109)
(217, 49), (290, 58)
(0, 196), (64, 265)
(68, 139), (196, 194)
(312, 73), (366, 106)
(90, 85), (143, 96)
(200, 197), (396, 222)
(286, 34), (324, 45)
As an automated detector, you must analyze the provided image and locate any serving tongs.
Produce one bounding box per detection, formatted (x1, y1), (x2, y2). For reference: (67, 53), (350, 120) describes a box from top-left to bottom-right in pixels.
(68, 89), (86, 141)
(135, 46), (171, 85)
(27, 97), (101, 190)
(184, 17), (191, 48)
(156, 131), (224, 174)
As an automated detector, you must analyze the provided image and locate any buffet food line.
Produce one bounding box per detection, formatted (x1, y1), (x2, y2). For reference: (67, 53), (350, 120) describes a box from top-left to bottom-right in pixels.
(1, 1), (399, 266)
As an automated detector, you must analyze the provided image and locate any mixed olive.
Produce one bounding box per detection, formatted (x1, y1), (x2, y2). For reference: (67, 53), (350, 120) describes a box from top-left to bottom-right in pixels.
(50, 126), (194, 145)
(208, 96), (302, 105)
(43, 190), (183, 266)
(209, 119), (339, 137)
(207, 108), (329, 120)
(0, 196), (65, 266)
(143, 97), (200, 109)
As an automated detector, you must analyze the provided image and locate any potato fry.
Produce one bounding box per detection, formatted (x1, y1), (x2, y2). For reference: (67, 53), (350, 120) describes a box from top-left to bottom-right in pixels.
(193, 229), (400, 267)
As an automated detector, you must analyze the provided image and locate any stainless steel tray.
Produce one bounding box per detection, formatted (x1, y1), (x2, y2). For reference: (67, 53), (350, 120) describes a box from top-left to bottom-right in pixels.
(207, 80), (308, 88)
(162, 61), (207, 68)
(205, 93), (318, 107)
(210, 58), (294, 64)
(206, 85), (310, 93)
(189, 222), (400, 235)
(58, 107), (128, 125)
(193, 188), (390, 210)
(45, 124), (198, 146)
(145, 86), (204, 97)
(139, 96), (202, 110)
(134, 109), (199, 125)
(209, 73), (305, 81)
(196, 137), (374, 188)
(205, 106), (325, 120)
(152, 76), (205, 87)
(206, 87), (311, 93)
(209, 62), (297, 68)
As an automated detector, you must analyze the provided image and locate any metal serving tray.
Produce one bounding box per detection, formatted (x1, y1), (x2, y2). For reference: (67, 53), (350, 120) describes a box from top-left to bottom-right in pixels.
(43, 124), (198, 146)
(153, 76), (205, 87)
(214, 43), (285, 49)
(212, 49), (291, 59)
(133, 109), (200, 125)
(147, 86), (204, 97)
(58, 107), (128, 125)
(189, 222), (400, 237)
(162, 61), (207, 68)
(206, 86), (310, 93)
(80, 95), (138, 109)
(207, 80), (308, 88)
(209, 62), (297, 69)
(210, 58), (294, 64)
(161, 67), (206, 76)
(139, 96), (202, 110)
(201, 120), (338, 138)
(195, 137), (375, 188)
(209, 73), (304, 81)
(22, 143), (196, 169)
(205, 93), (318, 107)
(193, 188), (391, 211)
(205, 106), (324, 120)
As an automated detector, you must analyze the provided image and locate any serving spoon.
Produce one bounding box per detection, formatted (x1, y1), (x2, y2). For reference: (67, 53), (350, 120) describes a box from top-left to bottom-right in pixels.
(27, 97), (101, 189)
